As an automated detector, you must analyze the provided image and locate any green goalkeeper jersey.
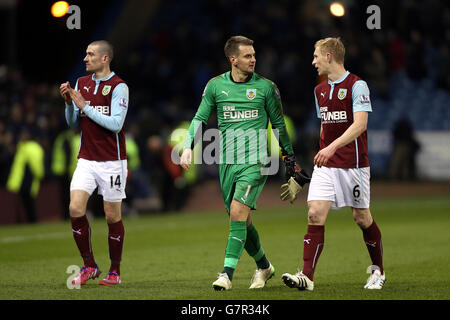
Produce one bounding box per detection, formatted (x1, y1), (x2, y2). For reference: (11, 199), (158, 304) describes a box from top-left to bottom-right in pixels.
(184, 71), (293, 164)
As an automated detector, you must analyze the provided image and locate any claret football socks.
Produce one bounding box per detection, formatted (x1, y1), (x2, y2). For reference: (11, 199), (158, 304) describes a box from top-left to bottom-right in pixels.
(301, 224), (325, 281)
(70, 216), (125, 286)
(362, 220), (384, 274)
(70, 215), (97, 268)
(107, 219), (125, 275)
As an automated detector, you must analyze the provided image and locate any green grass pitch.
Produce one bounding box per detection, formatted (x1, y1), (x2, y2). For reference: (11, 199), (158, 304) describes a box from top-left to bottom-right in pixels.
(0, 195), (449, 300)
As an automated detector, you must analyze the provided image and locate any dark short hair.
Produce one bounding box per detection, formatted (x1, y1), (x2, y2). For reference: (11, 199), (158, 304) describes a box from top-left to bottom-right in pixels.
(89, 40), (114, 62)
(224, 36), (254, 58)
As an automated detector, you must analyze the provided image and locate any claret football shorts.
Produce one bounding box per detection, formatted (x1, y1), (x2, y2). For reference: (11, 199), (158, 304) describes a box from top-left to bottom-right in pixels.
(307, 165), (370, 210)
(70, 158), (128, 202)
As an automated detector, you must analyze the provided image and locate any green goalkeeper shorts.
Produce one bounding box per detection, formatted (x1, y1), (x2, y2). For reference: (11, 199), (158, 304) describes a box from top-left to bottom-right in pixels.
(219, 163), (268, 213)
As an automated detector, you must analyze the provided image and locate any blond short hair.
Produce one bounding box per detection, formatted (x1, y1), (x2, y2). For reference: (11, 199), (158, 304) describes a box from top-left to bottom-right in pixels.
(314, 37), (345, 64)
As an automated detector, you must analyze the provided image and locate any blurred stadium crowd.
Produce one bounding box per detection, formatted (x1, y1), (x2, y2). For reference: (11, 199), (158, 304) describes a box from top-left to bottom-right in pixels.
(0, 0), (448, 222)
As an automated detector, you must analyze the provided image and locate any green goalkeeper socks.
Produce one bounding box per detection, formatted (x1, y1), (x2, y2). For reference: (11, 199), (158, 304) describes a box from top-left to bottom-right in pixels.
(223, 221), (247, 280)
(245, 224), (270, 269)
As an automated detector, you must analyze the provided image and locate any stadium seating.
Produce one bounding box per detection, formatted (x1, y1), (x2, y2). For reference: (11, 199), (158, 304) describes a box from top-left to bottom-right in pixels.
(369, 74), (450, 131)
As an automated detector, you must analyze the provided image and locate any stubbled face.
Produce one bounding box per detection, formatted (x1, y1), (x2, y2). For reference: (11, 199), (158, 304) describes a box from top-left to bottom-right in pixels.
(84, 45), (105, 73)
(231, 45), (256, 74)
(312, 47), (329, 76)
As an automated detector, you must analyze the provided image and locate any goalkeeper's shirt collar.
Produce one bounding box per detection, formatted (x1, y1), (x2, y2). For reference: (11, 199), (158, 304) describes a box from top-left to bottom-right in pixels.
(229, 71), (253, 84)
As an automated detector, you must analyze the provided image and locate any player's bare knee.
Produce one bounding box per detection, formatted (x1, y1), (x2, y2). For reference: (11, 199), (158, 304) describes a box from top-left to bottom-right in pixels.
(353, 208), (372, 229)
(104, 202), (122, 223)
(230, 200), (250, 222)
(307, 214), (321, 225)
(69, 203), (84, 218)
(105, 215), (119, 224)
(230, 209), (247, 222)
(104, 211), (121, 224)
(307, 208), (325, 225)
(104, 210), (121, 223)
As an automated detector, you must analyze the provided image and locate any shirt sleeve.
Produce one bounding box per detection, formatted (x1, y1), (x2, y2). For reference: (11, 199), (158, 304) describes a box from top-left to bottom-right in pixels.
(352, 80), (372, 113)
(81, 83), (129, 133)
(184, 81), (215, 149)
(65, 80), (80, 128)
(314, 90), (321, 119)
(265, 82), (294, 155)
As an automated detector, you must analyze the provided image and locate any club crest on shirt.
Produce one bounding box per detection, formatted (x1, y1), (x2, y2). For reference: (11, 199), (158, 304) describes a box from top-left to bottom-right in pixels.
(337, 88), (347, 100)
(246, 88), (257, 100)
(102, 85), (112, 96)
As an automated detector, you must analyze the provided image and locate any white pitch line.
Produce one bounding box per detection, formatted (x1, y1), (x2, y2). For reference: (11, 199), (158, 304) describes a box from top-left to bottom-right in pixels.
(0, 218), (171, 245)
(0, 232), (69, 244)
(0, 223), (155, 244)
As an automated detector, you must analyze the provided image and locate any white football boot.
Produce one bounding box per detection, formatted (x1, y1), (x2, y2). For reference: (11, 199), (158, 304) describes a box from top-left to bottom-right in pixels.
(281, 270), (314, 291)
(249, 263), (275, 289)
(364, 265), (385, 289)
(212, 272), (232, 291)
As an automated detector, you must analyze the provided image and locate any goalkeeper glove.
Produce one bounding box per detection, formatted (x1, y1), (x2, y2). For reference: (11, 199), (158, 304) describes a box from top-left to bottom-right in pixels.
(282, 154), (311, 186)
(281, 154), (311, 203)
(280, 177), (303, 203)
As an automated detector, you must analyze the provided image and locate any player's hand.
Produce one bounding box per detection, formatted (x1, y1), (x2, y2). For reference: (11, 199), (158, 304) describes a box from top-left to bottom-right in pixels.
(69, 88), (87, 110)
(180, 148), (192, 170)
(60, 81), (72, 105)
(280, 177), (302, 203)
(314, 144), (337, 167)
(282, 154), (311, 187)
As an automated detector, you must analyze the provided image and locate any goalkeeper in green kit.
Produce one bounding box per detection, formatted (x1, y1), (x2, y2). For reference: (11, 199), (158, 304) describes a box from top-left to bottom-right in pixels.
(180, 36), (310, 290)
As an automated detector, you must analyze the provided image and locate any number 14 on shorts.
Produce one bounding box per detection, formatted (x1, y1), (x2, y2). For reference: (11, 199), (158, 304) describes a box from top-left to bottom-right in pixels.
(110, 175), (122, 190)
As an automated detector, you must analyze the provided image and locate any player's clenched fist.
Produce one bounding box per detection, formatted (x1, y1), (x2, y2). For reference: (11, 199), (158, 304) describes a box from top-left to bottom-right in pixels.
(180, 148), (192, 170)
(60, 81), (72, 104)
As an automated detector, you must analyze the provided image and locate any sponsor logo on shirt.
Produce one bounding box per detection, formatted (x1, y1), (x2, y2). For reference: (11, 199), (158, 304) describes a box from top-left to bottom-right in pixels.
(319, 106), (348, 123)
(92, 105), (110, 114)
(223, 105), (259, 121)
(81, 104), (110, 116)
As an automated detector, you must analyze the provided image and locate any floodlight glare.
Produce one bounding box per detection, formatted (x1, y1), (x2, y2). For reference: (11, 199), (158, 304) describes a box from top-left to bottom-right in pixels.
(51, 1), (69, 18)
(330, 2), (345, 17)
